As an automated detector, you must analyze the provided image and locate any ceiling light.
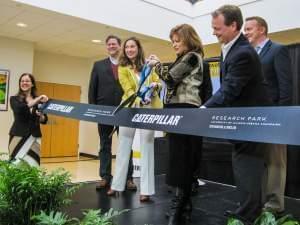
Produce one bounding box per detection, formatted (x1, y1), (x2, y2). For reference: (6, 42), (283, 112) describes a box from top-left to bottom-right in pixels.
(92, 39), (101, 43)
(16, 22), (28, 28)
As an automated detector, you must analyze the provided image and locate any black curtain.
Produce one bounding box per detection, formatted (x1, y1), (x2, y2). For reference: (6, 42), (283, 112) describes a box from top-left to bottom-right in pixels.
(286, 43), (300, 198)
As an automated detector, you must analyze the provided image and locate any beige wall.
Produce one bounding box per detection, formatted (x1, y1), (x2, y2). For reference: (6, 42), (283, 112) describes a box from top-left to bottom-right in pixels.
(33, 51), (103, 156)
(0, 36), (34, 155)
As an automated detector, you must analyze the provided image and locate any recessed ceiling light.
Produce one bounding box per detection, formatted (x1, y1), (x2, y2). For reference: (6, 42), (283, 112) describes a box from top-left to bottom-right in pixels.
(16, 22), (28, 28)
(92, 39), (101, 43)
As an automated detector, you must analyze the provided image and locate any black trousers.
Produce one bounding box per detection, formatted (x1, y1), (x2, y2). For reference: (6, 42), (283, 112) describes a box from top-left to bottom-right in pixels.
(232, 141), (266, 219)
(166, 132), (203, 192)
(98, 124), (133, 182)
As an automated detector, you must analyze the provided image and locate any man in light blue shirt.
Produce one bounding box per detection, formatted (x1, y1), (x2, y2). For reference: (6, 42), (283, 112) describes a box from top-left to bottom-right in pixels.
(244, 16), (292, 216)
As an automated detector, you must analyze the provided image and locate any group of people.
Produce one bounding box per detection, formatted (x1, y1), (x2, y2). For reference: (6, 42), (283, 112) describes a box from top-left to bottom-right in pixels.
(9, 3), (292, 225)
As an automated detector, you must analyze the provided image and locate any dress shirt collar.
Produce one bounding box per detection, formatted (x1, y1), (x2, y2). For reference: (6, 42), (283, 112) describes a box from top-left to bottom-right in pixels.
(221, 32), (241, 61)
(255, 38), (269, 54)
(109, 56), (118, 65)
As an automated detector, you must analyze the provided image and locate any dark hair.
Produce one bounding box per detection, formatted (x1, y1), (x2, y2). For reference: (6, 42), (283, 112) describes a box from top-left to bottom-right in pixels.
(17, 73), (37, 99)
(169, 24), (204, 57)
(245, 16), (268, 35)
(212, 5), (243, 31)
(105, 35), (121, 45)
(119, 37), (145, 72)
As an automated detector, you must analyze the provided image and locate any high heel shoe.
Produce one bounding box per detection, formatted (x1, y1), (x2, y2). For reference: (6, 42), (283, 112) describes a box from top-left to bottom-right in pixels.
(107, 189), (119, 196)
(139, 195), (150, 202)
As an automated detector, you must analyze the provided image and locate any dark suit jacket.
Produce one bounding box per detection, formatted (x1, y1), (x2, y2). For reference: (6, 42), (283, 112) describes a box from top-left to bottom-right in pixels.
(9, 96), (47, 137)
(200, 61), (213, 102)
(259, 40), (292, 105)
(205, 34), (270, 107)
(88, 58), (123, 106)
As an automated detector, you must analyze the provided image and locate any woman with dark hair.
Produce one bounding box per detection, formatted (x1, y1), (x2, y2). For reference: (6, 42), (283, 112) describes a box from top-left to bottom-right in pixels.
(107, 37), (162, 202)
(9, 73), (48, 166)
(148, 24), (205, 225)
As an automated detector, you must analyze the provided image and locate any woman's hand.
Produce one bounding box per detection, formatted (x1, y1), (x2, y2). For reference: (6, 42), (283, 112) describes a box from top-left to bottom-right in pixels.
(141, 98), (151, 105)
(27, 94), (49, 108)
(36, 110), (44, 118)
(150, 82), (158, 89)
(147, 54), (160, 67)
(38, 95), (49, 103)
(36, 110), (47, 123)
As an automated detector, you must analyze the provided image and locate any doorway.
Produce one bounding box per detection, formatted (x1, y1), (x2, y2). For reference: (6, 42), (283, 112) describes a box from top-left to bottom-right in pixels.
(36, 82), (81, 157)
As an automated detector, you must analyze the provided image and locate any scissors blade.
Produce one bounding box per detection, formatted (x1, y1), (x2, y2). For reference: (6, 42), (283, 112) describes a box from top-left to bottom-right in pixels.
(111, 93), (137, 115)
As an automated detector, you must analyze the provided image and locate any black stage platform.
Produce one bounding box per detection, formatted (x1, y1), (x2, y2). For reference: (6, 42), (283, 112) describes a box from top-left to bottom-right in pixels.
(64, 175), (300, 225)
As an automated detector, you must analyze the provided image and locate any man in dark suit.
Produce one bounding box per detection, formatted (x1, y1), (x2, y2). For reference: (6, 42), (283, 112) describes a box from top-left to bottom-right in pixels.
(203, 5), (271, 222)
(88, 35), (136, 190)
(244, 16), (292, 215)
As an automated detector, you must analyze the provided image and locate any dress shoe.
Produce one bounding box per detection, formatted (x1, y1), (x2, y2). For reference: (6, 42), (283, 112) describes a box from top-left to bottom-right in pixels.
(107, 189), (119, 196)
(139, 195), (150, 202)
(96, 179), (109, 190)
(126, 179), (137, 191)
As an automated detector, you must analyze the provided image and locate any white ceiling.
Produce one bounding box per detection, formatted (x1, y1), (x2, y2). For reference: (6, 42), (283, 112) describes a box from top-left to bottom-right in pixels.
(0, 0), (299, 61)
(0, 0), (175, 60)
(142, 0), (259, 18)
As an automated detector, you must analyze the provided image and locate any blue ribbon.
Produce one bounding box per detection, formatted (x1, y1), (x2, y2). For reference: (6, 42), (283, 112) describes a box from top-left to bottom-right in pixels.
(137, 64), (155, 103)
(41, 99), (300, 145)
(138, 64), (152, 87)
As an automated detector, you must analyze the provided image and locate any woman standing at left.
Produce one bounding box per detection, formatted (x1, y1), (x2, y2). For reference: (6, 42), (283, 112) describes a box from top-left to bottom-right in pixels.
(9, 73), (48, 166)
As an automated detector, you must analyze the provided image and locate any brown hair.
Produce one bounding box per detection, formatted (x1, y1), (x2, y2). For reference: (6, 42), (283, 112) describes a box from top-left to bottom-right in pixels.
(212, 5), (243, 31)
(169, 24), (204, 57)
(119, 37), (145, 72)
(105, 35), (121, 45)
(17, 73), (37, 99)
(245, 16), (268, 35)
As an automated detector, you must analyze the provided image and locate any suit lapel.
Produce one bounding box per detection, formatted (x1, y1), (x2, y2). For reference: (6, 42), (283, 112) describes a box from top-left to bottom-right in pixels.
(220, 34), (244, 82)
(222, 34), (244, 67)
(259, 40), (272, 59)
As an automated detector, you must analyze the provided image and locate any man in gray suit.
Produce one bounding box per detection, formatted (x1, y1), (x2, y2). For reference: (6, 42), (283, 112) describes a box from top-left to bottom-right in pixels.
(244, 16), (293, 215)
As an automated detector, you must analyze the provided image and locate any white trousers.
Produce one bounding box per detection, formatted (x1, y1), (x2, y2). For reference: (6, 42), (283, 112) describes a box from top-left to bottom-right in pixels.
(111, 126), (155, 195)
